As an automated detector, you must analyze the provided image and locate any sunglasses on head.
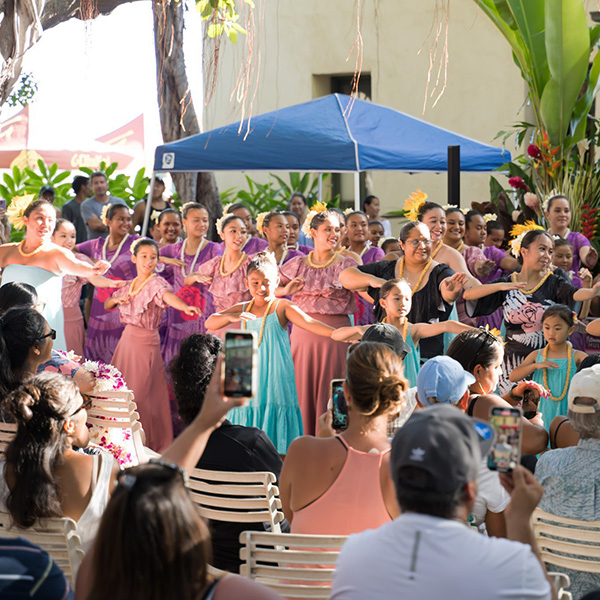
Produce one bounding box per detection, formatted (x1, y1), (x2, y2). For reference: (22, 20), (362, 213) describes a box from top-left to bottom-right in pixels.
(116, 459), (189, 490)
(69, 394), (93, 418)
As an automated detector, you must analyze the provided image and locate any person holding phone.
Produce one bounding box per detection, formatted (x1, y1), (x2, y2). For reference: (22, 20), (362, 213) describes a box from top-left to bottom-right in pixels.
(279, 342), (407, 535)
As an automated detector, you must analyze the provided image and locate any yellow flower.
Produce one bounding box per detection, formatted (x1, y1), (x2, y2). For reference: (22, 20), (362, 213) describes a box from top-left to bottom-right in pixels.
(310, 200), (328, 213)
(6, 194), (36, 230)
(255, 211), (270, 232)
(100, 204), (111, 226)
(508, 220), (545, 258)
(403, 189), (428, 222)
(483, 213), (497, 223)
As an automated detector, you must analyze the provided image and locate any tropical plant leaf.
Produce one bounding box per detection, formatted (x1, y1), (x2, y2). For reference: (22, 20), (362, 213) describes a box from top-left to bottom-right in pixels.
(539, 0), (589, 149)
(569, 51), (600, 147)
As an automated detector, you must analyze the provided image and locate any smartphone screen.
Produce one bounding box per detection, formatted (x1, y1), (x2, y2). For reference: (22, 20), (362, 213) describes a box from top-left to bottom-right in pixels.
(224, 331), (257, 398)
(331, 379), (348, 431)
(487, 406), (522, 472)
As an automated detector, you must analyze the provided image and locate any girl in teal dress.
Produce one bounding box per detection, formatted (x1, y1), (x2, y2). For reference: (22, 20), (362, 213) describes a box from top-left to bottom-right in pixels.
(509, 304), (586, 426)
(332, 279), (475, 387)
(205, 252), (335, 454)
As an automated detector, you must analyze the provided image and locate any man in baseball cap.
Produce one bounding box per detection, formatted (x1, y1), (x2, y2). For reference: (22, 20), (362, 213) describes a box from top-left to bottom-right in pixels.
(416, 355), (475, 408)
(330, 404), (551, 600)
(535, 363), (600, 598)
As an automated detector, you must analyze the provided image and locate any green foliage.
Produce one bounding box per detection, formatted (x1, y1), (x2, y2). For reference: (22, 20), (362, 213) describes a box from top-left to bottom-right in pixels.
(7, 73), (38, 108)
(23, 160), (72, 207)
(194, 0), (254, 43)
(220, 173), (340, 215)
(79, 162), (150, 208)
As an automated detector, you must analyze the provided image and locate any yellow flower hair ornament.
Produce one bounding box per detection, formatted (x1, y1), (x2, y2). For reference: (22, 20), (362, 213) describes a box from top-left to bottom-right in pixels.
(150, 209), (162, 223)
(255, 211), (270, 233)
(301, 201), (329, 239)
(215, 215), (227, 237)
(440, 204), (457, 211)
(403, 189), (428, 222)
(130, 237), (145, 255)
(483, 213), (497, 223)
(7, 194), (36, 230)
(100, 204), (111, 226)
(508, 220), (545, 258)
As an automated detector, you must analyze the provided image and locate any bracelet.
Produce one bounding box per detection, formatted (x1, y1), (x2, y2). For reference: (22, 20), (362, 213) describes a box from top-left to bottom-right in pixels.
(509, 385), (522, 403)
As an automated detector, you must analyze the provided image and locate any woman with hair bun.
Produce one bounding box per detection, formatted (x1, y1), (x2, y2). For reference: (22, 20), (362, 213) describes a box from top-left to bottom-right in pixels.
(0, 371), (119, 551)
(279, 342), (406, 535)
(76, 203), (139, 362)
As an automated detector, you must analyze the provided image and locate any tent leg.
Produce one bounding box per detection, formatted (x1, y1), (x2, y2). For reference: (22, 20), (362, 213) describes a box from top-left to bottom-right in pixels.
(448, 145), (460, 207)
(141, 174), (157, 237)
(318, 173), (323, 202)
(354, 172), (360, 211)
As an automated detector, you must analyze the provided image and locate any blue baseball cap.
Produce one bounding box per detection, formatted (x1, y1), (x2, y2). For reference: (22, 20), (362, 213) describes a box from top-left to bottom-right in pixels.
(417, 356), (476, 406)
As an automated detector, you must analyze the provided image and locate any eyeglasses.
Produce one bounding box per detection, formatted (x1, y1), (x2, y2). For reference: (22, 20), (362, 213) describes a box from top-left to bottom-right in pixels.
(406, 238), (432, 248)
(69, 394), (93, 418)
(39, 329), (56, 341)
(116, 459), (189, 490)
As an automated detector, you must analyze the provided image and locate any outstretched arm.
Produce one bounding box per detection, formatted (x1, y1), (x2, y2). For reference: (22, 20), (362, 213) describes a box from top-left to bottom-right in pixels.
(331, 325), (369, 342)
(55, 248), (111, 278)
(283, 302), (334, 337)
(163, 291), (202, 317)
(411, 320), (476, 344)
(440, 272), (468, 303)
(463, 280), (526, 301)
(338, 266), (386, 292)
(205, 304), (255, 331)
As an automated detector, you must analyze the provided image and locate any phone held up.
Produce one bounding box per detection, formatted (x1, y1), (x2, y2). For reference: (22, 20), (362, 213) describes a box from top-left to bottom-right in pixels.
(487, 406), (522, 473)
(331, 378), (348, 431)
(223, 330), (258, 399)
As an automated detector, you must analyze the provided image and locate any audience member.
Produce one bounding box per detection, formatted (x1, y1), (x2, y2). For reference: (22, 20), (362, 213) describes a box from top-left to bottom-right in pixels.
(279, 342), (406, 534)
(62, 176), (91, 244)
(80, 171), (127, 239)
(169, 333), (284, 573)
(131, 177), (169, 233)
(330, 404), (552, 600)
(0, 372), (119, 551)
(535, 364), (600, 599)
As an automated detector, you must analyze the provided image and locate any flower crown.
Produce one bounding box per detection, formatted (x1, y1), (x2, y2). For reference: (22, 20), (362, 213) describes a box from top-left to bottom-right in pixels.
(130, 238), (146, 254)
(403, 189), (428, 221)
(255, 211), (270, 233)
(542, 189), (560, 213)
(100, 204), (111, 226)
(7, 194), (35, 230)
(301, 201), (329, 239)
(508, 220), (545, 258)
(483, 213), (497, 223)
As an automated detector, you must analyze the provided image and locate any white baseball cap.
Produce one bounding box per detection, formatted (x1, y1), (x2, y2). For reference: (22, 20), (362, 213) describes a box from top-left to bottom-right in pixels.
(568, 364), (600, 414)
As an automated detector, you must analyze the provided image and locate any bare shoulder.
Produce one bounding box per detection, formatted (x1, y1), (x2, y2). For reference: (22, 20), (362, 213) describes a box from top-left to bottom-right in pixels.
(214, 574), (284, 600)
(286, 435), (342, 464)
(471, 393), (506, 418)
(574, 350), (588, 365)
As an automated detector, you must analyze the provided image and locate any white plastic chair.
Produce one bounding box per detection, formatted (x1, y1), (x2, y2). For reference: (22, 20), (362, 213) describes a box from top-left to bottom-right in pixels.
(187, 468), (284, 533)
(239, 530), (348, 599)
(85, 389), (149, 465)
(532, 507), (600, 574)
(0, 511), (84, 584)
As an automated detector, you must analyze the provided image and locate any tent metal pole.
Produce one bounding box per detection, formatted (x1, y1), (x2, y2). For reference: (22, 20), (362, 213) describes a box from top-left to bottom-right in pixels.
(141, 173), (157, 237)
(354, 172), (360, 210)
(448, 146), (460, 207)
(318, 173), (323, 202)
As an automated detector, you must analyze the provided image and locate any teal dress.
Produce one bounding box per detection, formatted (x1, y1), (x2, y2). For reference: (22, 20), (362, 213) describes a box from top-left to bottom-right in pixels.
(403, 324), (420, 388)
(1, 264), (67, 352)
(227, 300), (303, 453)
(531, 344), (577, 426)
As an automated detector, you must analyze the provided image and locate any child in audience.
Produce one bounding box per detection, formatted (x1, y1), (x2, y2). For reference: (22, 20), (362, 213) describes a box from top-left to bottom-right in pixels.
(52, 219), (124, 355)
(485, 220), (506, 249)
(381, 238), (400, 254)
(106, 238), (201, 451)
(553, 238), (583, 286)
(368, 220), (385, 247)
(332, 278), (475, 387)
(510, 304), (587, 425)
(205, 252), (334, 453)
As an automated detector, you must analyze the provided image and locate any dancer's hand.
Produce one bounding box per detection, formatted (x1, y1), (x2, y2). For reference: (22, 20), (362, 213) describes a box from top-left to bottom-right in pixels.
(281, 277), (305, 296)
(237, 312), (257, 323)
(192, 273), (212, 284)
(113, 295), (131, 305)
(111, 280), (128, 288)
(93, 260), (111, 276)
(183, 305), (202, 317)
(160, 257), (186, 268)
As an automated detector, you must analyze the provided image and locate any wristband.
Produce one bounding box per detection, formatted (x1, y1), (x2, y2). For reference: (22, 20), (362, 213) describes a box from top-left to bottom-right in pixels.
(509, 385), (522, 403)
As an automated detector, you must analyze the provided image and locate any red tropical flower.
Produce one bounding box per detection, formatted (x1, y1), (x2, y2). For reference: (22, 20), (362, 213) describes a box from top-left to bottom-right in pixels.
(508, 176), (527, 190)
(527, 144), (542, 159)
(96, 275), (122, 308)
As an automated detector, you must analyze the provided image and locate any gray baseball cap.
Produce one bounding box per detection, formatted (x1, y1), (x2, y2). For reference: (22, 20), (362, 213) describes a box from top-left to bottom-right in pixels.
(361, 323), (411, 357)
(391, 404), (496, 493)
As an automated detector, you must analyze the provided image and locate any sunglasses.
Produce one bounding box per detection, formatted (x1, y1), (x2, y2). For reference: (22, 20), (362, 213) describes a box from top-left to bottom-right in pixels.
(117, 459), (189, 490)
(468, 327), (501, 373)
(69, 394), (93, 418)
(39, 329), (57, 341)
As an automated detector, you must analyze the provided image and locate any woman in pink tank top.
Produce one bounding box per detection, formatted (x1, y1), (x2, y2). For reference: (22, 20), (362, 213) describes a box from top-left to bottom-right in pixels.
(279, 342), (408, 535)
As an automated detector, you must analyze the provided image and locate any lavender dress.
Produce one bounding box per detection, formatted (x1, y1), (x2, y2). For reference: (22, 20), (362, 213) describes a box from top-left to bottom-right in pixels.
(478, 245), (510, 330)
(159, 240), (222, 367)
(77, 234), (139, 362)
(355, 245), (385, 325)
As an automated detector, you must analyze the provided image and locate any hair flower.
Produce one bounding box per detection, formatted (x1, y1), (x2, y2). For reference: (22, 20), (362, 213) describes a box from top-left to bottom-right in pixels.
(403, 189), (428, 222)
(130, 238), (145, 255)
(440, 204), (457, 211)
(301, 201), (329, 239)
(6, 194), (35, 230)
(255, 211), (270, 233)
(508, 220), (545, 258)
(221, 203), (233, 215)
(100, 204), (111, 226)
(483, 213), (497, 223)
(215, 215), (227, 236)
(150, 209), (162, 223)
(343, 207), (354, 216)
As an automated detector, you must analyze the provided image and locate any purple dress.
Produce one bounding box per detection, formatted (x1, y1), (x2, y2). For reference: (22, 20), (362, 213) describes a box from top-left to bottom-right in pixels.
(355, 245), (385, 325)
(77, 234), (139, 363)
(159, 240), (223, 367)
(566, 231), (591, 273)
(477, 245), (510, 330)
(220, 236), (268, 255)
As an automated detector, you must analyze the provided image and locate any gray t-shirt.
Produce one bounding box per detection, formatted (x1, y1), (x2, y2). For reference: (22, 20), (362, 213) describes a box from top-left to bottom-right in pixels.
(80, 196), (127, 239)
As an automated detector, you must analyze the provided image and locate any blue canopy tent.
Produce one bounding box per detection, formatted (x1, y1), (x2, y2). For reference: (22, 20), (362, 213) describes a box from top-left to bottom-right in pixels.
(147, 94), (510, 232)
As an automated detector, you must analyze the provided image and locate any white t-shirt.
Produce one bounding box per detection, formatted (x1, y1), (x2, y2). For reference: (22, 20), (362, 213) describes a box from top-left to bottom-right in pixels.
(331, 513), (550, 600)
(470, 459), (510, 529)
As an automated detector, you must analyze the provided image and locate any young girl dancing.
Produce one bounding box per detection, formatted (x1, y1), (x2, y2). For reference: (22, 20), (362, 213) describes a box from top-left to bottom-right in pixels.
(260, 211), (304, 266)
(509, 304), (586, 425)
(52, 219), (125, 356)
(105, 238), (201, 452)
(333, 278), (474, 387)
(205, 252), (334, 454)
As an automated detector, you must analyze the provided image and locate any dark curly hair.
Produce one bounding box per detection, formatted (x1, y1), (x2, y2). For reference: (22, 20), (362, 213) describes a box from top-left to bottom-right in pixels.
(168, 334), (222, 425)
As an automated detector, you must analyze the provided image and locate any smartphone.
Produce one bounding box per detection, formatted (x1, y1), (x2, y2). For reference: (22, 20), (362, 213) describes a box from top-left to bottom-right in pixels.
(223, 330), (258, 398)
(331, 379), (348, 431)
(487, 406), (522, 472)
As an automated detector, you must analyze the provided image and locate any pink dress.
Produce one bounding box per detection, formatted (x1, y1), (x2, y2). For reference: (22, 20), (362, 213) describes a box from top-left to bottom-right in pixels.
(197, 254), (252, 336)
(291, 436), (392, 535)
(110, 276), (174, 452)
(61, 252), (92, 356)
(280, 255), (358, 435)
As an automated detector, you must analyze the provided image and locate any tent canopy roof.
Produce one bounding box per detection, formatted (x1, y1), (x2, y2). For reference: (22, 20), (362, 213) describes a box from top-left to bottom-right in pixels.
(153, 94), (510, 173)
